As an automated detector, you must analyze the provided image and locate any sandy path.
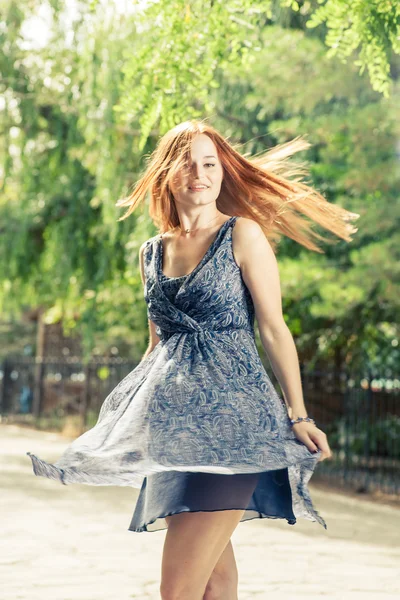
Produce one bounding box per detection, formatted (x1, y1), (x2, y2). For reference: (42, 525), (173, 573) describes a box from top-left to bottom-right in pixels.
(1, 424), (399, 600)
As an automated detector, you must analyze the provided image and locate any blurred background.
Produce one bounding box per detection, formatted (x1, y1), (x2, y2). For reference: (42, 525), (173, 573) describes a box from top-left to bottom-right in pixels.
(1, 0), (399, 502)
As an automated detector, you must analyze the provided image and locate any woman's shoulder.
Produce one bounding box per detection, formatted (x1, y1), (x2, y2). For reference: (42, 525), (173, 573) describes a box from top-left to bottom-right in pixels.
(232, 216), (274, 268)
(232, 216), (265, 240)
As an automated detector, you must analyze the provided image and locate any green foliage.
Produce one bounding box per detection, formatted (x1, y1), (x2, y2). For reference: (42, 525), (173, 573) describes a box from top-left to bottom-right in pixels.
(1, 0), (157, 360)
(0, 1), (399, 370)
(115, 0), (399, 148)
(305, 0), (400, 97)
(330, 414), (400, 459)
(211, 25), (399, 371)
(115, 0), (272, 150)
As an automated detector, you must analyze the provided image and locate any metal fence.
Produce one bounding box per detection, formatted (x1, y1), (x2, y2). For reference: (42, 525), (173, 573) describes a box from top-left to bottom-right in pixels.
(0, 356), (138, 426)
(297, 366), (400, 496)
(1, 356), (399, 497)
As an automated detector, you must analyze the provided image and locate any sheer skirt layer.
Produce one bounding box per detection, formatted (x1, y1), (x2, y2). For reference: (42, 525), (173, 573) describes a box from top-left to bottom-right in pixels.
(129, 468), (297, 533)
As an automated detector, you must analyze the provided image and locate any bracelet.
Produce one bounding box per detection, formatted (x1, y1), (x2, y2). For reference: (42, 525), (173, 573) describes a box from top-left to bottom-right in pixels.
(289, 416), (316, 427)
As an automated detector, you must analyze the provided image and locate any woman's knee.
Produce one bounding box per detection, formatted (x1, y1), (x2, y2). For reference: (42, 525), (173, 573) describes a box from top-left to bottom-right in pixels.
(160, 580), (203, 600)
(203, 568), (239, 600)
(159, 565), (238, 600)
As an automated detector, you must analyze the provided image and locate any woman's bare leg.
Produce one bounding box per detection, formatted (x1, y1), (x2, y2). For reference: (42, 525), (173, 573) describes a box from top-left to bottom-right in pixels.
(165, 516), (239, 600)
(202, 539), (238, 600)
(161, 510), (244, 600)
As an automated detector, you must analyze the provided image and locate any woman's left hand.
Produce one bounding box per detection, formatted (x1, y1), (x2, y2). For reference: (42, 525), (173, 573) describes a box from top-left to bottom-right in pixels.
(292, 422), (333, 462)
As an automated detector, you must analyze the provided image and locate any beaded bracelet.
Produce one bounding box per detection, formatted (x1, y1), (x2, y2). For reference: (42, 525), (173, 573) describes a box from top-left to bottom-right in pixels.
(289, 416), (316, 427)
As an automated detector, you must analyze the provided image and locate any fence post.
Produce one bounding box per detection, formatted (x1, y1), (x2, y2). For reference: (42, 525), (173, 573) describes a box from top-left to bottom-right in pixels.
(32, 357), (44, 418)
(0, 359), (10, 414)
(32, 310), (46, 418)
(80, 363), (91, 431)
(362, 370), (372, 493)
(343, 378), (350, 486)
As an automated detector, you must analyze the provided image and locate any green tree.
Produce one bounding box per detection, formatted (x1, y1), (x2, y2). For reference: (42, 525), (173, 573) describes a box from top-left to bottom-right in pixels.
(1, 1), (399, 371)
(0, 0), (154, 360)
(211, 25), (399, 372)
(114, 0), (400, 149)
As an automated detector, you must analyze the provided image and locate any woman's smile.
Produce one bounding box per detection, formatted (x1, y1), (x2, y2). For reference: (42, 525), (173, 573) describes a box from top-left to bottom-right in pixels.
(189, 185), (209, 192)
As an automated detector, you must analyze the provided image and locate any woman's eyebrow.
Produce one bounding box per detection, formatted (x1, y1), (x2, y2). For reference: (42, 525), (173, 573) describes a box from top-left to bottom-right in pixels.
(188, 155), (217, 162)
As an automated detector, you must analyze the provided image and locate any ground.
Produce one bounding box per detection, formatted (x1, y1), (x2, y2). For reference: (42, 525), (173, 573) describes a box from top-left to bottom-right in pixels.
(1, 424), (399, 600)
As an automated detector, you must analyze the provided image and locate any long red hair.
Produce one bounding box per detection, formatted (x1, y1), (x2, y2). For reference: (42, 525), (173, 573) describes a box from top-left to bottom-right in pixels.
(116, 120), (359, 253)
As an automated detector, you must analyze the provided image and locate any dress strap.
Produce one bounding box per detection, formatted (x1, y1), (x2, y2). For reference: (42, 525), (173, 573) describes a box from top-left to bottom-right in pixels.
(142, 237), (158, 282)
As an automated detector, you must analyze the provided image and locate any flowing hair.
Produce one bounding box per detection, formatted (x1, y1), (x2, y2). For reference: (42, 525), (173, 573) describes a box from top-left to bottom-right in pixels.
(116, 119), (359, 253)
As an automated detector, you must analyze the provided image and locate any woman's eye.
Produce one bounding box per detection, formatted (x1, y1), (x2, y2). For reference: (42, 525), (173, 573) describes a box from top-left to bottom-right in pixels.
(205, 163), (215, 167)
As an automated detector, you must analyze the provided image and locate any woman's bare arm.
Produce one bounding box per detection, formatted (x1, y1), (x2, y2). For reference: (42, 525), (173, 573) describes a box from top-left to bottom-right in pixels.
(232, 217), (331, 460)
(139, 241), (161, 358)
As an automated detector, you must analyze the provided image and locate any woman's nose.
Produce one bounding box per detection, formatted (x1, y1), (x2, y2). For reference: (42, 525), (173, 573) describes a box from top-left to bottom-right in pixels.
(190, 163), (205, 178)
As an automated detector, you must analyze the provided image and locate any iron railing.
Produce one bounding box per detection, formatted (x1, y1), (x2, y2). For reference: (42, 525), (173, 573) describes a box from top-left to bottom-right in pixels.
(1, 357), (399, 497)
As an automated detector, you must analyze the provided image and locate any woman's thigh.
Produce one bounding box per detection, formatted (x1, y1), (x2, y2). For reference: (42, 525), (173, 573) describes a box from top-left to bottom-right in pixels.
(161, 509), (245, 600)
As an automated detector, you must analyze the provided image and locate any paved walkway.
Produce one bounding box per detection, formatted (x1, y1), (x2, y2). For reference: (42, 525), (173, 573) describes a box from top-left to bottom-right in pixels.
(1, 423), (399, 600)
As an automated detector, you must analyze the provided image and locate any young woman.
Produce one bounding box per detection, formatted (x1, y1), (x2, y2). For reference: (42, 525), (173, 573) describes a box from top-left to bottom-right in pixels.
(27, 120), (359, 600)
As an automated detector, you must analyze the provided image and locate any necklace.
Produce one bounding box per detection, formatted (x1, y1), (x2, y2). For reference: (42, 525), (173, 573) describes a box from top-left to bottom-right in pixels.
(178, 214), (222, 234)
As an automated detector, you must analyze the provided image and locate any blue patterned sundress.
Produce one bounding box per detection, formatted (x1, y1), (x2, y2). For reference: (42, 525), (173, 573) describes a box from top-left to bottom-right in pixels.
(27, 215), (327, 530)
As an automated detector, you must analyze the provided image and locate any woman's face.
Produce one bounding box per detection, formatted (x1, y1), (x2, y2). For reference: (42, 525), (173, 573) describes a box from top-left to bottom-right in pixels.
(169, 133), (224, 206)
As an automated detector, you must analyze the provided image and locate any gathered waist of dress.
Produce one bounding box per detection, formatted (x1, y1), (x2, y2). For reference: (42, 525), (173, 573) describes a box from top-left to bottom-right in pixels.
(158, 324), (255, 342)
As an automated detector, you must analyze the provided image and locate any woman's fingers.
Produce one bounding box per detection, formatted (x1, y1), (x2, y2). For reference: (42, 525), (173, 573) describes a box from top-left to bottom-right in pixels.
(292, 423), (319, 452)
(292, 425), (333, 462)
(308, 429), (333, 461)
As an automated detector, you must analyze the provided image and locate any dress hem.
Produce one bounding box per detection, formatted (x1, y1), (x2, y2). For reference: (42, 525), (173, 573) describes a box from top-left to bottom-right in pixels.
(27, 452), (67, 485)
(26, 452), (327, 530)
(128, 507), (297, 533)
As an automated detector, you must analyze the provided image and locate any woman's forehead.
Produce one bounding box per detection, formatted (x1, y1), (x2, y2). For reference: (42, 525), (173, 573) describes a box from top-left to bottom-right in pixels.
(186, 138), (218, 160)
